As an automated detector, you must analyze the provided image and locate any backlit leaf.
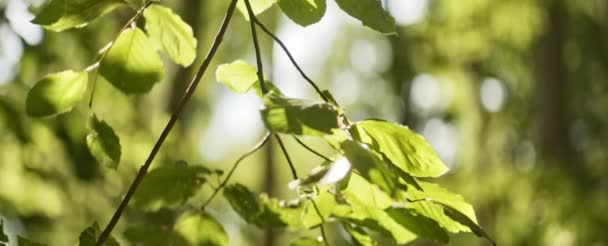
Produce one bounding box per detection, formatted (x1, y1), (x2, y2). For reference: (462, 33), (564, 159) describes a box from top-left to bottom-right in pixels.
(144, 5), (197, 66)
(290, 237), (324, 246)
(301, 187), (336, 228)
(223, 183), (302, 228)
(100, 28), (164, 94)
(237, 0), (276, 20)
(353, 119), (448, 177)
(340, 140), (399, 196)
(385, 208), (449, 243)
(440, 204), (495, 245)
(124, 224), (171, 246)
(260, 94), (340, 136)
(86, 115), (121, 169)
(278, 0), (326, 26)
(32, 0), (124, 32)
(343, 222), (378, 246)
(334, 0), (396, 34)
(172, 212), (228, 246)
(132, 161), (211, 211)
(26, 70), (88, 118)
(216, 60), (258, 94)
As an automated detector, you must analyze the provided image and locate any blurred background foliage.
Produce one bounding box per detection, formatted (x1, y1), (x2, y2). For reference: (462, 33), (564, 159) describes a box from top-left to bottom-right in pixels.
(1, 0), (607, 245)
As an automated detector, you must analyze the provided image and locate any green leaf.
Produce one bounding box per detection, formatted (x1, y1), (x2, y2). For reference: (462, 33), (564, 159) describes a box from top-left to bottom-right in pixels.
(172, 212), (228, 246)
(440, 204), (496, 245)
(301, 187), (336, 228)
(261, 94), (340, 136)
(32, 0), (124, 32)
(0, 220), (8, 243)
(100, 28), (164, 94)
(86, 115), (121, 169)
(343, 223), (378, 246)
(334, 0), (396, 34)
(79, 222), (120, 246)
(237, 0), (276, 20)
(144, 5), (197, 67)
(278, 0), (326, 26)
(132, 161), (211, 211)
(223, 183), (302, 228)
(26, 70), (88, 118)
(353, 119), (448, 177)
(340, 140), (399, 196)
(290, 237), (324, 246)
(17, 237), (47, 246)
(216, 60), (259, 94)
(385, 208), (449, 243)
(124, 223), (171, 246)
(406, 181), (477, 233)
(338, 174), (417, 244)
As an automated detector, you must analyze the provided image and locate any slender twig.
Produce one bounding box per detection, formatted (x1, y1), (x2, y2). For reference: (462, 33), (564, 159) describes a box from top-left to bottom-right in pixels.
(202, 132), (272, 209)
(89, 1), (153, 108)
(293, 136), (332, 162)
(274, 135), (298, 180)
(243, 0), (267, 94)
(95, 0), (239, 244)
(252, 18), (329, 102)
(311, 200), (331, 246)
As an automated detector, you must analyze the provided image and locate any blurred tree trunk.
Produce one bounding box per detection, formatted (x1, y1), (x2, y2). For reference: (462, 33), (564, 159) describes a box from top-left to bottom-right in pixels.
(388, 30), (416, 126)
(534, 0), (582, 178)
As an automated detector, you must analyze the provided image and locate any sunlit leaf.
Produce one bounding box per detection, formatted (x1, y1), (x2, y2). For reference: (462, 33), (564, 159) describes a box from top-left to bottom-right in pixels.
(172, 212), (228, 246)
(144, 5), (197, 66)
(353, 119), (449, 177)
(338, 174), (417, 244)
(385, 208), (449, 243)
(216, 60), (258, 94)
(301, 187), (336, 228)
(290, 237), (324, 246)
(278, 0), (326, 26)
(79, 222), (120, 246)
(340, 140), (399, 196)
(260, 94), (340, 136)
(237, 0), (276, 20)
(124, 223), (171, 246)
(26, 70), (88, 118)
(32, 0), (124, 32)
(132, 161), (211, 211)
(17, 237), (47, 246)
(440, 204), (495, 245)
(406, 181), (477, 233)
(223, 183), (302, 228)
(334, 0), (396, 34)
(86, 115), (121, 169)
(100, 28), (164, 94)
(343, 222), (378, 246)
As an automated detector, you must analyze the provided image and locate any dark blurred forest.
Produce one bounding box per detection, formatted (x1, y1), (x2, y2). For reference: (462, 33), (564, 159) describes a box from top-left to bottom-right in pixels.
(1, 0), (607, 245)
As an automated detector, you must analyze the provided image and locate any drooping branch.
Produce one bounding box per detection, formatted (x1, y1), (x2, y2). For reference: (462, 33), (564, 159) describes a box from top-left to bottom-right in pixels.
(253, 18), (330, 103)
(95, 0), (239, 244)
(201, 132), (272, 209)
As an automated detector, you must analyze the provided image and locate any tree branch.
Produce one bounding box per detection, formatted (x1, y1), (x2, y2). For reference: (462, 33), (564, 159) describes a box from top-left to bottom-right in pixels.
(253, 18), (330, 102)
(243, 0), (267, 94)
(274, 135), (298, 180)
(293, 136), (333, 162)
(95, 0), (239, 244)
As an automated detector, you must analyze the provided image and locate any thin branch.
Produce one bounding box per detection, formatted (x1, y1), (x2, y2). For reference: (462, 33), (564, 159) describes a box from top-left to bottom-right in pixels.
(89, 1), (153, 108)
(243, 0), (267, 94)
(311, 200), (331, 246)
(202, 132), (272, 209)
(274, 135), (298, 180)
(253, 18), (329, 103)
(293, 136), (333, 162)
(95, 0), (239, 244)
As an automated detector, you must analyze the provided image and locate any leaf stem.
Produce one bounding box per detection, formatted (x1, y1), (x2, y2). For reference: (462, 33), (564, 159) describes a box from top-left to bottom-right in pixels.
(274, 135), (298, 180)
(201, 132), (271, 209)
(293, 136), (333, 162)
(89, 1), (153, 109)
(95, 0), (239, 244)
(243, 0), (267, 94)
(252, 18), (330, 103)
